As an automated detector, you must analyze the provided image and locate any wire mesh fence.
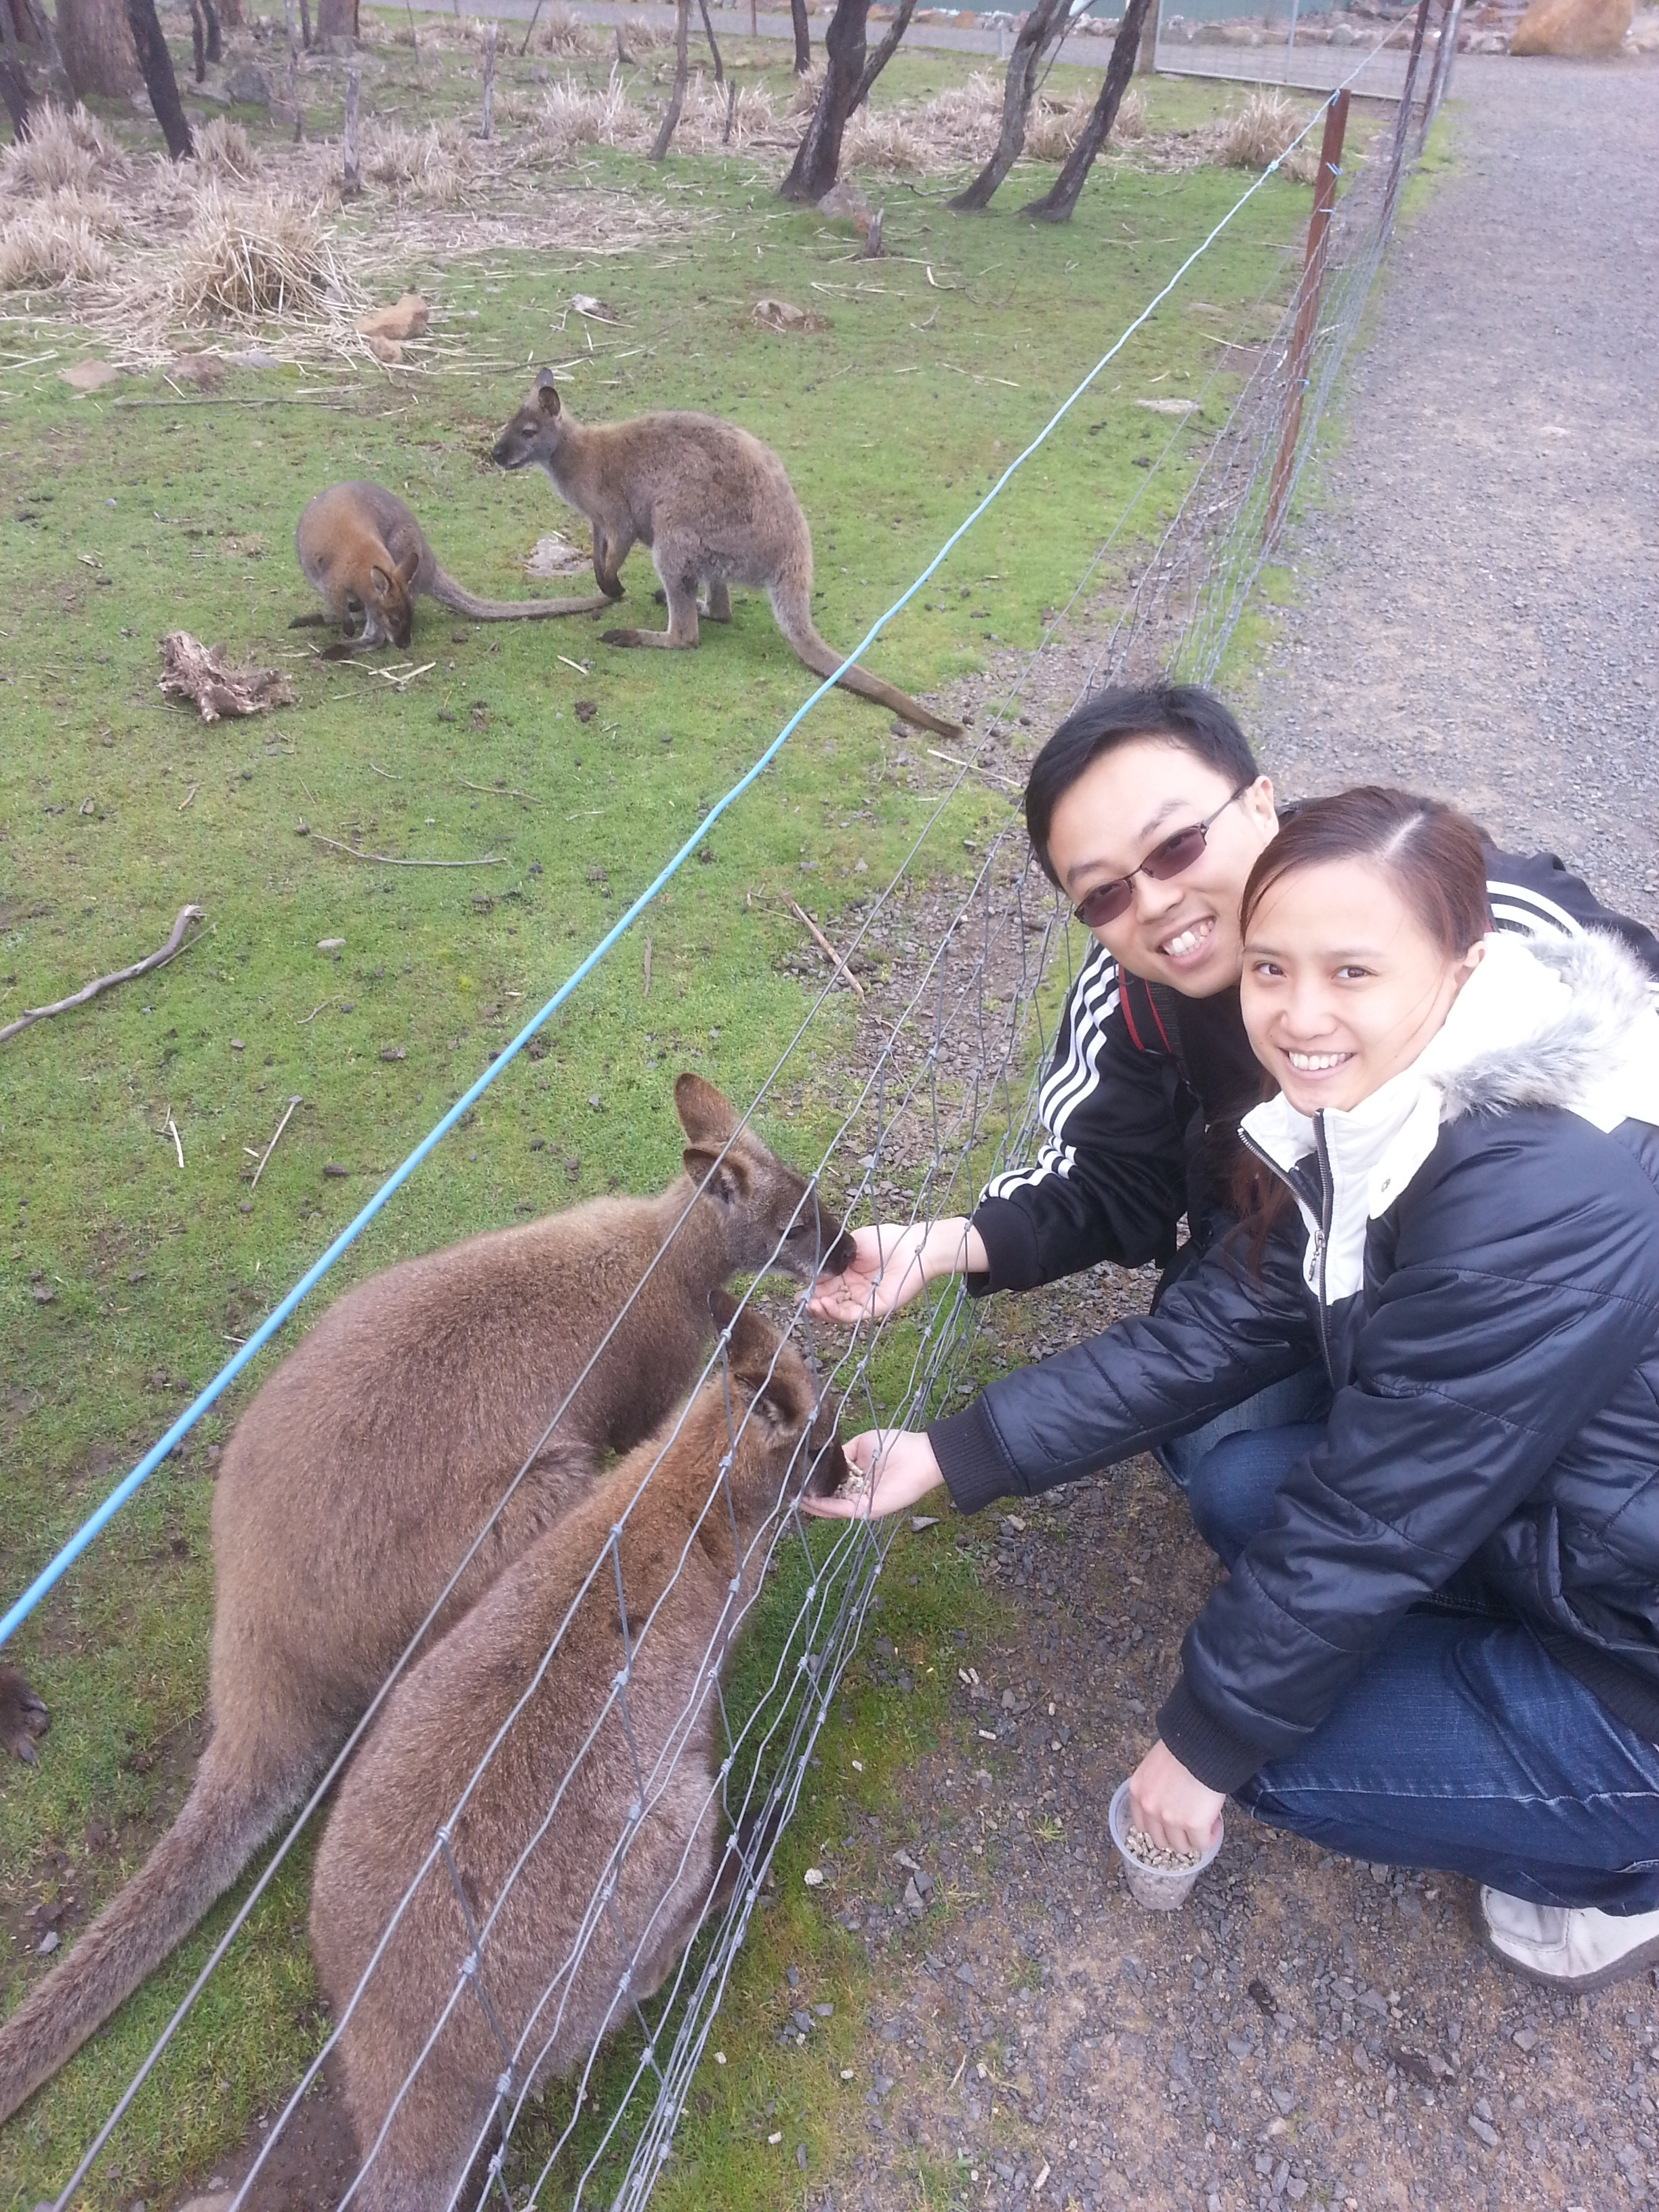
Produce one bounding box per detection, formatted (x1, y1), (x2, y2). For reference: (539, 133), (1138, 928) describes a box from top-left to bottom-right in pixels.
(33, 56), (1425, 2211)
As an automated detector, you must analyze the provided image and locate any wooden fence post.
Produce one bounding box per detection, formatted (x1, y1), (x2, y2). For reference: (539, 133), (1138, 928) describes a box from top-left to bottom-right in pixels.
(1381, 0), (1431, 228)
(343, 58), (361, 191)
(1420, 0), (1460, 143)
(480, 18), (495, 138)
(1265, 89), (1349, 546)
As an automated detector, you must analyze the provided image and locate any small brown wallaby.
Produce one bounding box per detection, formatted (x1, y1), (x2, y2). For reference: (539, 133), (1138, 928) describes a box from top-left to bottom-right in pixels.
(0, 1664), (47, 1765)
(292, 480), (613, 651)
(0, 1078), (851, 2127)
(309, 1300), (847, 2212)
(489, 373), (963, 739)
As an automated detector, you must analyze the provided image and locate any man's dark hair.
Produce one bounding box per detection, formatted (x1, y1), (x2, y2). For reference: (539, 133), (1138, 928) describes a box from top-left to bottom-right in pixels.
(1024, 684), (1259, 887)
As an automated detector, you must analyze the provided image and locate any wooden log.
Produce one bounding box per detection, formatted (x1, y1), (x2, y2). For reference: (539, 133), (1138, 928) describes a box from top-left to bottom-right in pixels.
(1265, 89), (1349, 545)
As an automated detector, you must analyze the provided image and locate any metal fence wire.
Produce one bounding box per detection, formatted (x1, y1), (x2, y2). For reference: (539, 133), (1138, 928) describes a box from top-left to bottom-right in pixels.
(43, 56), (1422, 2212)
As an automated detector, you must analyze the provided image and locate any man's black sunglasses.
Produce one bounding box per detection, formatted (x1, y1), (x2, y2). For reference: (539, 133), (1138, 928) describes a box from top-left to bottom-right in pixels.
(1072, 785), (1252, 931)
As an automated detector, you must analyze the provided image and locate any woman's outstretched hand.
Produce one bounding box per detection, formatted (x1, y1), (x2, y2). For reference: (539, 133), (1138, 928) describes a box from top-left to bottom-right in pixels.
(799, 1427), (946, 1520)
(807, 1219), (989, 1326)
(1127, 1740), (1226, 1860)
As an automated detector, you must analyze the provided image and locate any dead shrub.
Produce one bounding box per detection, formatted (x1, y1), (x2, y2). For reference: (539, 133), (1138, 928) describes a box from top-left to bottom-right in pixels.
(790, 64), (825, 114)
(166, 184), (350, 325)
(539, 68), (647, 157)
(1212, 90), (1318, 182)
(0, 201), (115, 287)
(841, 106), (926, 174)
(536, 2), (594, 53)
(0, 101), (124, 199)
(363, 121), (476, 203)
(195, 117), (259, 179)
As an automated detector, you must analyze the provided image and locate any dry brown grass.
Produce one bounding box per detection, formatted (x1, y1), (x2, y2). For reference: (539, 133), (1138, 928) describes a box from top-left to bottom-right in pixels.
(535, 1), (596, 54)
(194, 116), (260, 179)
(363, 120), (478, 203)
(165, 182), (356, 326)
(539, 66), (649, 156)
(1212, 89), (1319, 182)
(0, 199), (116, 289)
(0, 100), (125, 199)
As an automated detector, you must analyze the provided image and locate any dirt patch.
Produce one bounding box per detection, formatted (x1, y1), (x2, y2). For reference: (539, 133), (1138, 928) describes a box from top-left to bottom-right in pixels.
(163, 2053), (360, 2212)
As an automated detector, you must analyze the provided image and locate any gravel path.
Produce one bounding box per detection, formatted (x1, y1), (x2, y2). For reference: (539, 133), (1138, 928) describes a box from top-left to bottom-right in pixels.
(798, 52), (1659, 2212)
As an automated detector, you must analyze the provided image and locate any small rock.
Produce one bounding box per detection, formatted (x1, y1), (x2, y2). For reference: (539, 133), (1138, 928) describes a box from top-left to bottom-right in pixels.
(909, 1514), (939, 1532)
(37, 1930), (59, 1954)
(317, 937), (345, 951)
(1469, 2112), (1500, 2148)
(804, 1867), (825, 1887)
(224, 58), (273, 102)
(379, 1045), (407, 1062)
(323, 1163), (348, 1179)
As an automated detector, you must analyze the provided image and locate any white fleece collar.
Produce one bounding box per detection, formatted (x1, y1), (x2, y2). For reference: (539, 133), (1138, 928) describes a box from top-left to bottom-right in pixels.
(1242, 931), (1659, 1302)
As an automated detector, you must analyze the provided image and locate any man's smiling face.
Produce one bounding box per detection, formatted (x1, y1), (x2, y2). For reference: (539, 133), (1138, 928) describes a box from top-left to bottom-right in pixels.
(1045, 737), (1279, 997)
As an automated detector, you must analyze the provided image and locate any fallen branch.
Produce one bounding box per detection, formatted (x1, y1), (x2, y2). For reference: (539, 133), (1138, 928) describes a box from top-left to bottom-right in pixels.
(0, 905), (205, 1048)
(459, 778), (539, 803)
(249, 1093), (302, 1193)
(163, 1105), (184, 1170)
(786, 897), (865, 999)
(161, 633), (294, 722)
(927, 745), (1021, 791)
(306, 832), (508, 868)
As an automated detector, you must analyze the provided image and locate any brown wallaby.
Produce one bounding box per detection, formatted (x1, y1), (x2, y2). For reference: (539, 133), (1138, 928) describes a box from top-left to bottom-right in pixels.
(0, 1664), (47, 1765)
(489, 373), (963, 739)
(308, 1300), (846, 2212)
(0, 1078), (851, 2128)
(292, 480), (613, 651)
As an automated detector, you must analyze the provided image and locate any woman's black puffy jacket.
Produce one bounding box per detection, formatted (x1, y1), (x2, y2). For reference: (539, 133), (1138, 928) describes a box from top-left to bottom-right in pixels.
(928, 930), (1659, 1791)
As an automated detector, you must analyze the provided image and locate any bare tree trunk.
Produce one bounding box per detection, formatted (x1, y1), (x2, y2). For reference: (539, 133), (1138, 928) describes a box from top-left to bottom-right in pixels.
(219, 0), (242, 28)
(125, 0), (194, 156)
(0, 0), (33, 137)
(950, 0), (1068, 211)
(59, 0), (141, 98)
(695, 0), (722, 83)
(186, 0), (205, 79)
(201, 0), (220, 60)
(1020, 0), (1151, 223)
(851, 0), (915, 110)
(316, 0), (355, 38)
(298, 0), (310, 47)
(649, 0), (690, 160)
(788, 0), (809, 73)
(779, 0), (867, 202)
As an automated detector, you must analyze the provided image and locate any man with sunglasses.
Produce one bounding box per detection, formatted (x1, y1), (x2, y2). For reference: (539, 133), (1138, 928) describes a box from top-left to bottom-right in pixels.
(810, 686), (1659, 1477)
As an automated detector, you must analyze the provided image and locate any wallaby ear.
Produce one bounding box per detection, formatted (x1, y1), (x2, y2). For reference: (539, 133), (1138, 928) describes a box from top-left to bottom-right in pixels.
(724, 1301), (778, 1378)
(683, 1143), (756, 1214)
(396, 548), (419, 587)
(675, 1071), (738, 1147)
(535, 372), (562, 416)
(369, 564), (392, 600)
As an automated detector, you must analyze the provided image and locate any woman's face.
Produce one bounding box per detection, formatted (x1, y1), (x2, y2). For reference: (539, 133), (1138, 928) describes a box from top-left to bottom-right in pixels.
(1241, 859), (1483, 1115)
(1045, 739), (1279, 998)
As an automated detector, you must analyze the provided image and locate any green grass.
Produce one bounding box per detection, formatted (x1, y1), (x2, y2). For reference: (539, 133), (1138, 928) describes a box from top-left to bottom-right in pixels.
(0, 28), (1340, 2203)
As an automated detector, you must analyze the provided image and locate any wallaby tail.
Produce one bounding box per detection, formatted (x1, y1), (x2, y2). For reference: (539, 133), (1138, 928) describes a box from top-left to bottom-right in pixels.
(426, 567), (613, 623)
(0, 1751), (286, 2125)
(770, 588), (962, 741)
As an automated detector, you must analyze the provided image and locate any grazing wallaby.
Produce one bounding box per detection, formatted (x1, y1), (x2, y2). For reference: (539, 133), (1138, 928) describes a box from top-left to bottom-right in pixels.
(292, 480), (613, 650)
(309, 1300), (847, 2212)
(489, 373), (963, 739)
(0, 1078), (851, 2127)
(0, 1664), (47, 1765)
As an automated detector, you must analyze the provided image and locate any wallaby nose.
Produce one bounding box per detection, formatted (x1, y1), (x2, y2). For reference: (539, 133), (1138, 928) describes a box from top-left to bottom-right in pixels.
(802, 1401), (848, 1497)
(817, 1202), (856, 1279)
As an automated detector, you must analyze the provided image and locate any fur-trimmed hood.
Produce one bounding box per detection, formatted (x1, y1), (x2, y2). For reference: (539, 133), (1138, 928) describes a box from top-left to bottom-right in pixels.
(1244, 928), (1659, 1302)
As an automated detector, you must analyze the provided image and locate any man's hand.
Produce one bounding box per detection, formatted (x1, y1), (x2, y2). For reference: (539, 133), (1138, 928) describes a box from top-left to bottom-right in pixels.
(1127, 1739), (1225, 1859)
(807, 1219), (987, 1326)
(799, 1428), (946, 1521)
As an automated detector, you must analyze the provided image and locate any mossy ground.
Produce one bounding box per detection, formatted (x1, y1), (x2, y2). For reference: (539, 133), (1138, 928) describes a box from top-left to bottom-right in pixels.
(0, 26), (1351, 2204)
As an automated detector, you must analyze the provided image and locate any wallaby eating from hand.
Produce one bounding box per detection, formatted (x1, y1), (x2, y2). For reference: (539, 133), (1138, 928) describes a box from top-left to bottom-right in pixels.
(309, 1300), (847, 2212)
(0, 1077), (851, 2128)
(292, 480), (613, 651)
(489, 373), (962, 739)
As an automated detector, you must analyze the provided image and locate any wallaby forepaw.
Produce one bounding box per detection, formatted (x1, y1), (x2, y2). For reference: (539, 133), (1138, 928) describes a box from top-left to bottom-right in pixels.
(600, 628), (637, 647)
(0, 1668), (48, 1763)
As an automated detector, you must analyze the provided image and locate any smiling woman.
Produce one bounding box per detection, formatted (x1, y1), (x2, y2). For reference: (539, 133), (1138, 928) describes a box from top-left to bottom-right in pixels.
(812, 783), (1659, 1996)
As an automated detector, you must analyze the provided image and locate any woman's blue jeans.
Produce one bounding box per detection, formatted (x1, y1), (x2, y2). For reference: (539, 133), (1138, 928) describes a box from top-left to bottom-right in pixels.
(1167, 1414), (1659, 1914)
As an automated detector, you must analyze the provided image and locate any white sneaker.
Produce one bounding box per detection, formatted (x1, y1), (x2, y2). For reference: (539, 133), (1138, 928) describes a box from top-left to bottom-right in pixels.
(1479, 1887), (1659, 1992)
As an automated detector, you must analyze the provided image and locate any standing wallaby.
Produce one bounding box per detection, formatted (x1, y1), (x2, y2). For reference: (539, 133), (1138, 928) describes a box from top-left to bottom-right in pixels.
(308, 1301), (847, 2212)
(0, 1077), (851, 2127)
(293, 481), (613, 650)
(0, 1664), (47, 1765)
(489, 373), (963, 740)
